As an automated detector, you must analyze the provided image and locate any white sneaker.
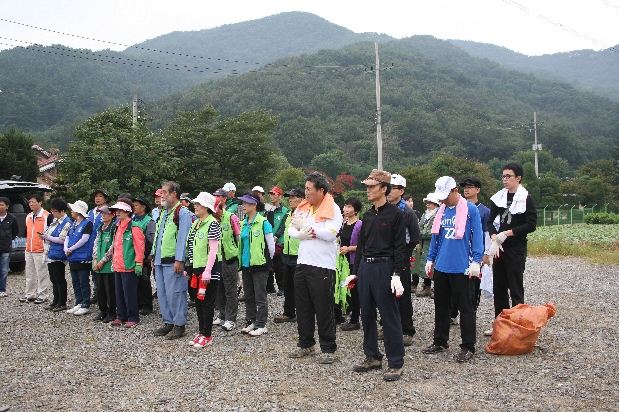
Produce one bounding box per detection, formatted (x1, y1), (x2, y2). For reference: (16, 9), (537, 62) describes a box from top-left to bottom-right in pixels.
(66, 304), (81, 314)
(484, 328), (493, 337)
(0, 291), (7, 297)
(222, 321), (235, 331)
(248, 327), (267, 337)
(240, 322), (255, 334)
(74, 307), (91, 316)
(212, 317), (224, 326)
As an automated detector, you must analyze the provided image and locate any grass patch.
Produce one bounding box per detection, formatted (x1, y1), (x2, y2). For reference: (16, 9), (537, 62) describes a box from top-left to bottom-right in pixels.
(528, 239), (619, 265)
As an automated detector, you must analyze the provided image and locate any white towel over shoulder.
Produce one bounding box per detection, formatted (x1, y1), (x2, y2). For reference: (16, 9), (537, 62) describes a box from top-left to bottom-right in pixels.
(490, 184), (529, 215)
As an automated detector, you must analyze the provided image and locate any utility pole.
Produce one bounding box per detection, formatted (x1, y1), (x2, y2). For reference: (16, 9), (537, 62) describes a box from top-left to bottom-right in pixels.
(132, 93), (138, 126)
(531, 112), (543, 178)
(375, 42), (382, 170)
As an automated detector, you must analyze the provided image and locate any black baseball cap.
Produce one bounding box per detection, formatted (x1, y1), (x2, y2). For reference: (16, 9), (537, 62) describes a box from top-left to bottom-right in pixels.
(284, 188), (304, 198)
(459, 177), (482, 188)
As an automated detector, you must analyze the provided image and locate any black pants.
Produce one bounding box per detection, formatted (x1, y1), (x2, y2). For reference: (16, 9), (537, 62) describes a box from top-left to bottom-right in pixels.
(399, 261), (416, 337)
(97, 272), (116, 317)
(412, 275), (432, 288)
(267, 254), (285, 291)
(196, 279), (219, 337)
(492, 246), (526, 317)
(433, 270), (476, 352)
(358, 260), (404, 369)
(294, 264), (337, 353)
(47, 261), (67, 306)
(282, 262), (296, 318)
(137, 261), (153, 310)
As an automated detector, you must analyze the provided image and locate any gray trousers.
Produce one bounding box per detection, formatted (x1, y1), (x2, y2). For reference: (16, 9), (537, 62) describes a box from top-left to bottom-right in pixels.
(216, 259), (239, 323)
(241, 268), (269, 328)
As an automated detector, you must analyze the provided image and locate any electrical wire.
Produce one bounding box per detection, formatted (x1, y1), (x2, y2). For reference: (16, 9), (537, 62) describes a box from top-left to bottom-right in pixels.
(600, 0), (619, 13)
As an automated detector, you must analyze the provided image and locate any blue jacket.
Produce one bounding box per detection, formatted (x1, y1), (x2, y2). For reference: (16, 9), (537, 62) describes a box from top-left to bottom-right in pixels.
(47, 217), (72, 261)
(66, 219), (95, 263)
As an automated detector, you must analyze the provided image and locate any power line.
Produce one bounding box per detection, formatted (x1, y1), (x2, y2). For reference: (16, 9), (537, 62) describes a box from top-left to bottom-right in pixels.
(502, 0), (619, 54)
(600, 0), (619, 13)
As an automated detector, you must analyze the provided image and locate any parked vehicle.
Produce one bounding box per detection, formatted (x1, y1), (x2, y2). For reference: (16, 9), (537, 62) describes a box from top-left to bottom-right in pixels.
(0, 180), (53, 272)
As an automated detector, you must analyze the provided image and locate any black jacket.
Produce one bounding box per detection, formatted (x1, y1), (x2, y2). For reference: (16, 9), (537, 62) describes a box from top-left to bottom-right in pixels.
(0, 213), (20, 253)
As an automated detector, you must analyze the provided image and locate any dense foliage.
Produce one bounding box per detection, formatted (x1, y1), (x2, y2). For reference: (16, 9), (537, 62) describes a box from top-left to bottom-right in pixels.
(0, 127), (39, 182)
(584, 213), (619, 225)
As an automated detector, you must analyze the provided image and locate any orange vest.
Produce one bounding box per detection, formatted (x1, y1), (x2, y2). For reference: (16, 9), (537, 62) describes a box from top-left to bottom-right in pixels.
(26, 210), (49, 253)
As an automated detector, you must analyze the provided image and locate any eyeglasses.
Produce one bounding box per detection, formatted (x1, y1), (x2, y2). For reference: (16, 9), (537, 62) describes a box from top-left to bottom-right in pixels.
(502, 174), (515, 180)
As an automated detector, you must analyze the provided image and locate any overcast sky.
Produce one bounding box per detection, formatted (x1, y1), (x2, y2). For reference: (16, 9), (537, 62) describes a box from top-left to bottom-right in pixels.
(1, 0), (618, 56)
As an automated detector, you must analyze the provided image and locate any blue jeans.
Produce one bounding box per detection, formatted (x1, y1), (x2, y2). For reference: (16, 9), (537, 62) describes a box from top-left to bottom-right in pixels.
(70, 268), (91, 307)
(0, 253), (9, 293)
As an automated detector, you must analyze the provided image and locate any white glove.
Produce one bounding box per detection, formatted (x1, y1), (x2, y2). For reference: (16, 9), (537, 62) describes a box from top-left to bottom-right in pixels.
(391, 275), (404, 297)
(291, 216), (309, 230)
(495, 232), (508, 244)
(344, 275), (357, 287)
(489, 240), (502, 258)
(425, 261), (434, 276)
(296, 225), (315, 240)
(465, 262), (481, 279)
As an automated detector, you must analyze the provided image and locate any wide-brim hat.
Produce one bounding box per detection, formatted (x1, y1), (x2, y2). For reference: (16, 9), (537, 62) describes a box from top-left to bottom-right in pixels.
(92, 188), (110, 199)
(68, 200), (89, 218)
(109, 201), (133, 213)
(192, 192), (218, 212)
(361, 169), (392, 186)
(422, 193), (441, 205)
(132, 196), (152, 213)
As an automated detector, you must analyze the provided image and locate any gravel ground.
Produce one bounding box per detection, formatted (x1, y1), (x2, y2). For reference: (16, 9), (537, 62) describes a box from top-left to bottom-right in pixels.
(0, 257), (617, 411)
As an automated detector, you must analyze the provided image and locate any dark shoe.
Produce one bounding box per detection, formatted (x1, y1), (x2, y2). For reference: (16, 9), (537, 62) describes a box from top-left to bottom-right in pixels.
(153, 324), (174, 337)
(353, 356), (382, 372)
(52, 305), (68, 312)
(273, 314), (296, 323)
(90, 295), (98, 304)
(378, 329), (384, 340)
(454, 348), (474, 362)
(335, 316), (346, 325)
(102, 314), (113, 323)
(416, 285), (433, 298)
(139, 308), (153, 316)
(383, 367), (403, 381)
(403, 335), (413, 346)
(93, 312), (105, 322)
(152, 291), (158, 298)
(315, 353), (335, 364)
(422, 344), (449, 354)
(266, 287), (277, 294)
(341, 322), (360, 331)
(44, 303), (59, 311)
(165, 325), (186, 340)
(276, 291), (283, 297)
(238, 295), (246, 302)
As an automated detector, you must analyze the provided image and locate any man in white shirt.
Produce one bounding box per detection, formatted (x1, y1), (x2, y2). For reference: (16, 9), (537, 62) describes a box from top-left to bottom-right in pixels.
(288, 172), (342, 365)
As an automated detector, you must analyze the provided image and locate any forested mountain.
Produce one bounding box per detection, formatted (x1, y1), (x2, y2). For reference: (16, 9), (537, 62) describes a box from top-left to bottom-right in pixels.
(449, 40), (619, 101)
(0, 12), (391, 142)
(147, 36), (619, 175)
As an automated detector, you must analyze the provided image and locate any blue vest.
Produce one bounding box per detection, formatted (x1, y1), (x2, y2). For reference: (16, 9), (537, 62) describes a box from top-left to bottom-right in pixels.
(66, 219), (95, 263)
(47, 218), (72, 261)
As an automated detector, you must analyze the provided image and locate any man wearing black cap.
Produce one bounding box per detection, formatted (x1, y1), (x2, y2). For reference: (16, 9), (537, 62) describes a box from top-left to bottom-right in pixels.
(133, 196), (156, 315)
(89, 189), (110, 303)
(450, 177), (491, 324)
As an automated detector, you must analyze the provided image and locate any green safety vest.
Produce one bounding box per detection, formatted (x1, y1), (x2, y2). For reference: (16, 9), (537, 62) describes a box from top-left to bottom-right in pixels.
(186, 214), (217, 269)
(118, 221), (139, 272)
(283, 211), (299, 257)
(226, 199), (238, 214)
(238, 213), (267, 268)
(152, 202), (182, 261)
(95, 223), (115, 274)
(266, 205), (289, 236)
(219, 210), (239, 262)
(132, 214), (152, 233)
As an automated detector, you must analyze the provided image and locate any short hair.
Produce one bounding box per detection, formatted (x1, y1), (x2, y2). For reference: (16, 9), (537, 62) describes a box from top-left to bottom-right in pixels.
(0, 196), (10, 207)
(117, 192), (132, 200)
(403, 195), (412, 202)
(503, 162), (524, 178)
(28, 194), (43, 203)
(381, 182), (392, 197)
(50, 198), (68, 212)
(344, 196), (363, 214)
(305, 172), (329, 194)
(162, 181), (181, 200)
(117, 197), (134, 213)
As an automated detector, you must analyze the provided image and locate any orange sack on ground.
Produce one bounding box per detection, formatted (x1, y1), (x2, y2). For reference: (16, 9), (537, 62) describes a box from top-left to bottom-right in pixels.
(485, 303), (556, 355)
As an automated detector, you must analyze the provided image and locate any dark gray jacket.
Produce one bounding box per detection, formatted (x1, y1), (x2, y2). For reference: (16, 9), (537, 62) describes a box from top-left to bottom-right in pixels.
(0, 213), (19, 253)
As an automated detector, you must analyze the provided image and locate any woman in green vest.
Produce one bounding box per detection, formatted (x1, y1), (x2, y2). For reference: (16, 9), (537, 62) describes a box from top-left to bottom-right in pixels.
(237, 193), (275, 337)
(185, 192), (222, 348)
(92, 205), (117, 323)
(109, 199), (145, 328)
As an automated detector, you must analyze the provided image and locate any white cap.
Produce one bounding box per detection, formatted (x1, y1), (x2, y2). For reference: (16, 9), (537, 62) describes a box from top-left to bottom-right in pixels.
(68, 200), (89, 218)
(252, 186), (265, 193)
(192, 192), (218, 212)
(390, 173), (406, 187)
(223, 182), (236, 191)
(430, 176), (457, 201)
(422, 193), (441, 205)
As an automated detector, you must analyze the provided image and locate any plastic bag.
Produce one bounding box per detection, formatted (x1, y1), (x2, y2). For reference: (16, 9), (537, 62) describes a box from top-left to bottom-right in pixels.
(485, 303), (556, 355)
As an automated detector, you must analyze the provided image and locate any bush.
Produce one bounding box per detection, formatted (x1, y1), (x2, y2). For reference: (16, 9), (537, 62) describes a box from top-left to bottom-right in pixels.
(584, 212), (619, 225)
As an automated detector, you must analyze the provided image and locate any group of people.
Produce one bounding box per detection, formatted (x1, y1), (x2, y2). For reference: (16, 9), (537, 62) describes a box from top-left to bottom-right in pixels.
(0, 161), (536, 382)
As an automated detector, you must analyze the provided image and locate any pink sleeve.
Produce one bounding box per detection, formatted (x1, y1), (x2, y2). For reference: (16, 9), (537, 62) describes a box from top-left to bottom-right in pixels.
(132, 226), (145, 264)
(204, 239), (219, 274)
(230, 214), (241, 236)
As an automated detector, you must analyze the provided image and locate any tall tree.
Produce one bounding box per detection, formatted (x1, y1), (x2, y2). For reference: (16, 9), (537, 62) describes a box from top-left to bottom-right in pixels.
(59, 106), (178, 201)
(0, 127), (39, 182)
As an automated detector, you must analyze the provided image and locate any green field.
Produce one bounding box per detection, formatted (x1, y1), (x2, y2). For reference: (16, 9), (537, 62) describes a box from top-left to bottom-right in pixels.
(527, 224), (619, 265)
